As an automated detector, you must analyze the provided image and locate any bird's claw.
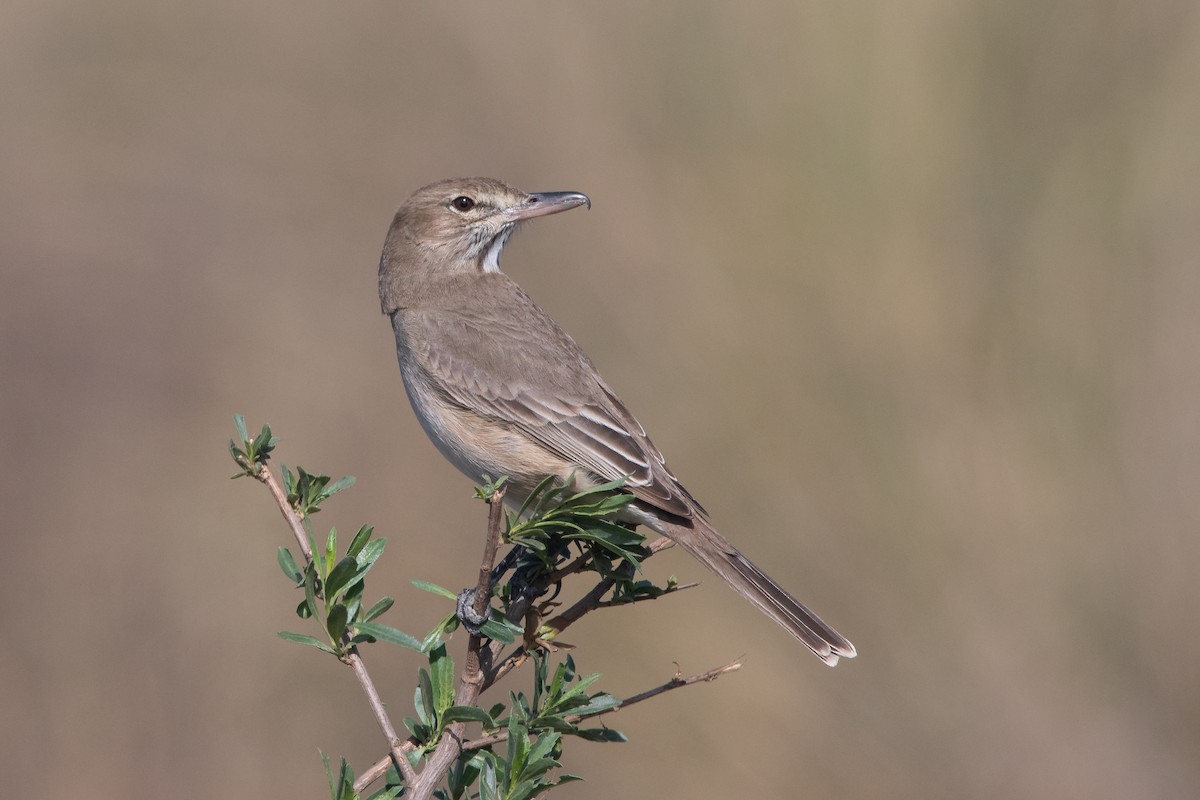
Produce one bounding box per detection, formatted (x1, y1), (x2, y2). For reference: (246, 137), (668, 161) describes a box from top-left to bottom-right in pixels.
(456, 588), (490, 636)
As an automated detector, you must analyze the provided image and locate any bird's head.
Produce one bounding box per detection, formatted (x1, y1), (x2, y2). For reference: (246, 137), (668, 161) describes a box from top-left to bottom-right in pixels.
(379, 177), (590, 312)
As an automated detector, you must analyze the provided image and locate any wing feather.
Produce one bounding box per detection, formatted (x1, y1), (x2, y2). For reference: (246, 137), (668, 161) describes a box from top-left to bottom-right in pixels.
(406, 284), (702, 519)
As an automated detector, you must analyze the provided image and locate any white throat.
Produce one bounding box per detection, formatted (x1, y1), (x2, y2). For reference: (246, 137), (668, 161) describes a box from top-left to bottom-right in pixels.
(481, 226), (514, 273)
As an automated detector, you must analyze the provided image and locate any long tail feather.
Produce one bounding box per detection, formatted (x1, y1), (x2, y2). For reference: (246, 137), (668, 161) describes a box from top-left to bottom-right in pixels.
(659, 518), (856, 666)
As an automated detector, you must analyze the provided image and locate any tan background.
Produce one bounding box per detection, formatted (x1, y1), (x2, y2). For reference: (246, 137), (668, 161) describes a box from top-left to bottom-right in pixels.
(3, 2), (1198, 798)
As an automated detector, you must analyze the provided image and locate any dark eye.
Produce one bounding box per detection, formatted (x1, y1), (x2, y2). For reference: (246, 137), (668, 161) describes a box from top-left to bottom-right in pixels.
(451, 196), (476, 212)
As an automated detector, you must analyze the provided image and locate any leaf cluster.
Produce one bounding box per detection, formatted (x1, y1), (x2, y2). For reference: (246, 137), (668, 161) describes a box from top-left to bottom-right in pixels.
(228, 414), (277, 477)
(438, 652), (622, 800)
(506, 474), (647, 566)
(277, 523), (422, 657)
(282, 465), (356, 519)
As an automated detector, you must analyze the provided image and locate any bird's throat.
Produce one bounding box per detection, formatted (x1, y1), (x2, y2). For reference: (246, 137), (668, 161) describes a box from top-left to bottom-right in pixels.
(480, 226), (514, 273)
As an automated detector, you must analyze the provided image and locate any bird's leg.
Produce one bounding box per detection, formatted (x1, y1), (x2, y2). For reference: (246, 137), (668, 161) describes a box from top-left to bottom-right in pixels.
(490, 546), (521, 583)
(457, 487), (508, 637)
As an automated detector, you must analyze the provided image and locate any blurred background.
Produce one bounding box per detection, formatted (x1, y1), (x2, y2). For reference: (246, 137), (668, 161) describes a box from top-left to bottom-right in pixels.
(3, 2), (1198, 798)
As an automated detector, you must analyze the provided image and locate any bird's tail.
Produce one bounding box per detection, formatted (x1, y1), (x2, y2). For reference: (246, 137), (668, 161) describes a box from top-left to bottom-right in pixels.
(658, 517), (856, 666)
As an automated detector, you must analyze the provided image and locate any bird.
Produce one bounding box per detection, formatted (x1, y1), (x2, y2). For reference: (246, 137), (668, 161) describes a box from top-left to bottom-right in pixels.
(378, 177), (856, 666)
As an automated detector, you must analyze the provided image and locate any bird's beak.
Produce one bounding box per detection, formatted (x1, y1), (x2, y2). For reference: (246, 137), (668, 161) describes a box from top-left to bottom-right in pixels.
(511, 191), (591, 221)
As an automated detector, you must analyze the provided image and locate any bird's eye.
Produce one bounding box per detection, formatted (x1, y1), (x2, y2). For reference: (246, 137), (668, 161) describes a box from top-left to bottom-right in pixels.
(451, 196), (476, 212)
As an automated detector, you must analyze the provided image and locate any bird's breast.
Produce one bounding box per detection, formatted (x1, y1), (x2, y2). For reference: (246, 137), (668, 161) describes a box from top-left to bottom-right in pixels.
(390, 312), (573, 498)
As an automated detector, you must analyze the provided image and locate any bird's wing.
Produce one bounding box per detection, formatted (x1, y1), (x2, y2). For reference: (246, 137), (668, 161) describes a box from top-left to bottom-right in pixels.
(403, 285), (701, 519)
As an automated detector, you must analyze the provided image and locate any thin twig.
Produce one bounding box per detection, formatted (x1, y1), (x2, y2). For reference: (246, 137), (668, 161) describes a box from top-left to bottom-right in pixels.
(248, 455), (312, 561)
(541, 571), (622, 636)
(595, 581), (699, 607)
(540, 538), (680, 639)
(251, 463), (419, 787)
(618, 658), (742, 706)
(473, 489), (506, 628)
(353, 746), (393, 793)
(458, 659), (744, 754)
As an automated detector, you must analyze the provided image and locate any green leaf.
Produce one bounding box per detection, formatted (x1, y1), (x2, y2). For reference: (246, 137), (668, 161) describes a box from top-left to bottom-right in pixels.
(326, 603), (348, 643)
(353, 622), (423, 652)
(544, 672), (602, 714)
(571, 693), (621, 717)
(473, 474), (509, 501)
(417, 668), (436, 727)
(403, 715), (431, 744)
(542, 709), (599, 731)
(364, 785), (403, 800)
(229, 416), (278, 476)
(334, 757), (355, 800)
(341, 581), (363, 625)
(479, 755), (499, 800)
(567, 475), (631, 499)
(564, 524), (646, 563)
(277, 631), (338, 655)
(277, 547), (303, 584)
(411, 580), (459, 600)
(547, 660), (566, 708)
(325, 555), (360, 600)
(512, 474), (560, 520)
(363, 596), (394, 622)
(326, 474), (357, 497)
(564, 670), (601, 695)
(303, 568), (322, 620)
(479, 613), (521, 644)
(507, 778), (540, 800)
(234, 414), (249, 444)
(507, 712), (529, 778)
(324, 528), (338, 574)
(356, 538), (387, 569)
(421, 614), (457, 652)
(448, 752), (484, 800)
(439, 705), (496, 727)
(329, 553), (384, 606)
(531, 653), (548, 712)
(320, 749), (337, 799)
(533, 716), (579, 735)
(347, 524), (374, 558)
(518, 756), (559, 780)
(574, 727), (627, 742)
(526, 730), (560, 765)
(429, 643), (455, 716)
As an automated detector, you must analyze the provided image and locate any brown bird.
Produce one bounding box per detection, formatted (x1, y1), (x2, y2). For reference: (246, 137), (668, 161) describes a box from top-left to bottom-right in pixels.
(379, 177), (856, 665)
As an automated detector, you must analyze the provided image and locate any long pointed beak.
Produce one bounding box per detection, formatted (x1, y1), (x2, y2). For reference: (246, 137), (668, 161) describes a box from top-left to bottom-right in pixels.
(511, 191), (591, 221)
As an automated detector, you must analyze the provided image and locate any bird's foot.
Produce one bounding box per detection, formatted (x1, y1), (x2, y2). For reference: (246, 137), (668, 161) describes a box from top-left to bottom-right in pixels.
(456, 588), (490, 636)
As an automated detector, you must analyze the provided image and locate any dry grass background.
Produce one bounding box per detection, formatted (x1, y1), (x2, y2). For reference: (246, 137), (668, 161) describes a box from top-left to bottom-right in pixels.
(3, 2), (1199, 798)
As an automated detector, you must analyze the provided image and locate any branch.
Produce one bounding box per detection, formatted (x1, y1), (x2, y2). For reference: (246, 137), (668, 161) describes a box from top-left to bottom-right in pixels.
(618, 658), (742, 707)
(403, 487), (507, 800)
(250, 463), (419, 787)
(459, 659), (744, 754)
